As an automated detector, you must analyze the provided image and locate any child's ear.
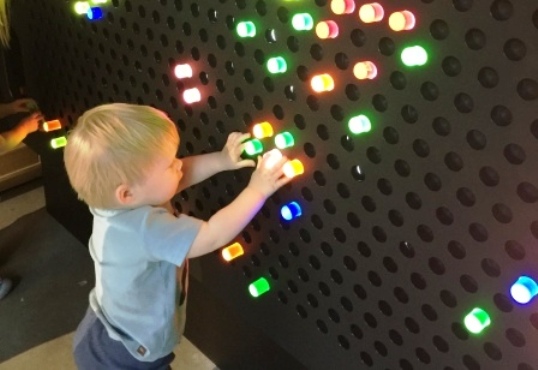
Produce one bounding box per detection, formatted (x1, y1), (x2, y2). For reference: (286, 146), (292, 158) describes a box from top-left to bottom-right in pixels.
(115, 184), (135, 205)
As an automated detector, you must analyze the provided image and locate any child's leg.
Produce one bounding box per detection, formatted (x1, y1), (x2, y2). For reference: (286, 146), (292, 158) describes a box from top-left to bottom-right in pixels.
(73, 307), (175, 370)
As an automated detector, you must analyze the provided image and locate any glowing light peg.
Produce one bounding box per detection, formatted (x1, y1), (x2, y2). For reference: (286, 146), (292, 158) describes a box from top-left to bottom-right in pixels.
(401, 46), (428, 67)
(359, 3), (384, 23)
(353, 61), (378, 80)
(74, 1), (90, 14)
(183, 88), (201, 104)
(253, 121), (274, 139)
(464, 307), (491, 334)
(42, 119), (62, 132)
(316, 21), (339, 39)
(389, 11), (416, 31)
(174, 64), (193, 79)
(283, 159), (304, 178)
(243, 139), (263, 156)
(86, 7), (104, 20)
(263, 149), (283, 169)
(91, 0), (108, 3)
(292, 13), (314, 31)
(50, 136), (67, 149)
(510, 276), (538, 304)
(349, 115), (372, 134)
(281, 201), (302, 221)
(275, 132), (295, 149)
(222, 242), (244, 262)
(330, 0), (355, 15)
(236, 21), (256, 38)
(249, 277), (270, 298)
(311, 74), (334, 93)
(267, 57), (287, 74)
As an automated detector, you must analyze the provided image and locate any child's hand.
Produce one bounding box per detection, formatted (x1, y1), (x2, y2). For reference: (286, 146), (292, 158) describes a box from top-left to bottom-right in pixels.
(247, 155), (291, 198)
(8, 98), (39, 115)
(221, 132), (256, 170)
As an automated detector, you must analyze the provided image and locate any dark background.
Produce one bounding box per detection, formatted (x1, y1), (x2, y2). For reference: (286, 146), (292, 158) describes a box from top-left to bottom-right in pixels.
(9, 0), (538, 369)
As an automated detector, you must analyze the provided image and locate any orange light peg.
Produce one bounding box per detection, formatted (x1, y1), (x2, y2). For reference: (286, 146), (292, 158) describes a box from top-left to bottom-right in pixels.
(174, 63), (193, 79)
(183, 88), (201, 104)
(330, 0), (355, 15)
(283, 159), (304, 178)
(311, 74), (334, 93)
(353, 61), (378, 80)
(316, 21), (339, 39)
(42, 119), (62, 132)
(252, 121), (274, 138)
(359, 3), (384, 23)
(389, 11), (416, 31)
(222, 242), (244, 261)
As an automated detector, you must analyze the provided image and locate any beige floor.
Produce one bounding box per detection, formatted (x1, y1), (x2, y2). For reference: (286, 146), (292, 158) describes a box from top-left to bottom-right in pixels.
(0, 184), (216, 370)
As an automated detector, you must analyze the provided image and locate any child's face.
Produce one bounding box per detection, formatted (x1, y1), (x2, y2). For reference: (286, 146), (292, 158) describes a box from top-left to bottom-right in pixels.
(134, 146), (183, 206)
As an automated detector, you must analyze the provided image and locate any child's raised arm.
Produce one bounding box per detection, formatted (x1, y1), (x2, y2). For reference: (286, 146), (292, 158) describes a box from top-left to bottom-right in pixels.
(187, 155), (291, 258)
(176, 132), (255, 192)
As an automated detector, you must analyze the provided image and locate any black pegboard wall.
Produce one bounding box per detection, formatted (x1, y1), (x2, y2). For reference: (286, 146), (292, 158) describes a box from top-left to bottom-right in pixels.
(11, 0), (538, 369)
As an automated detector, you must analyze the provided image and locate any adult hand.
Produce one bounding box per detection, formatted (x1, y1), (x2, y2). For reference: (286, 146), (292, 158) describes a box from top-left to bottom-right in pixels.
(8, 98), (39, 115)
(17, 112), (43, 135)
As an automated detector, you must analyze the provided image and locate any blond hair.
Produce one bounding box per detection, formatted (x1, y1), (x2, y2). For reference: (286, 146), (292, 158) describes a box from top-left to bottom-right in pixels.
(0, 0), (10, 48)
(64, 103), (179, 209)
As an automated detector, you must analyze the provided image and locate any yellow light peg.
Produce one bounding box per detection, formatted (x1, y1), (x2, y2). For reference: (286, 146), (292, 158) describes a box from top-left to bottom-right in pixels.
(283, 159), (304, 178)
(359, 3), (384, 23)
(252, 121), (274, 139)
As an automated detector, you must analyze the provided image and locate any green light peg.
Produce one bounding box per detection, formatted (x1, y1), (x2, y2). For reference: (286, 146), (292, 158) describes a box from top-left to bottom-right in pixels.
(275, 131), (295, 149)
(401, 45), (428, 67)
(464, 307), (491, 334)
(236, 21), (256, 38)
(348, 115), (372, 134)
(51, 136), (67, 149)
(249, 277), (270, 298)
(292, 13), (314, 31)
(74, 1), (90, 14)
(244, 139), (263, 156)
(267, 57), (287, 74)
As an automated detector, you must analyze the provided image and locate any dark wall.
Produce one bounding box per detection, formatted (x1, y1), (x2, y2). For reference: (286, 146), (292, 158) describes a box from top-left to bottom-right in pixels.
(11, 1), (538, 369)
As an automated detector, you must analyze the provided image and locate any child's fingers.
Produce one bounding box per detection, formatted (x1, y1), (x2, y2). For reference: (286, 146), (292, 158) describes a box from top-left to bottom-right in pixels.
(237, 159), (256, 168)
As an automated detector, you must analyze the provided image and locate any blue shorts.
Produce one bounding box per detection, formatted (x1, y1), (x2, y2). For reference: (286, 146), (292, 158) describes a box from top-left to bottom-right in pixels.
(73, 307), (174, 370)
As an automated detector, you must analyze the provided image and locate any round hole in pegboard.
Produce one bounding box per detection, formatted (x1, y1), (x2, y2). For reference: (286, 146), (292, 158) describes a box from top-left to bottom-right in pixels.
(337, 183), (350, 199)
(310, 255), (322, 270)
(361, 196), (376, 212)
(424, 172), (442, 191)
(460, 274), (478, 293)
(478, 67), (499, 88)
(504, 38), (527, 61)
(335, 52), (349, 70)
(366, 146), (382, 164)
(454, 93), (474, 113)
(432, 116), (451, 136)
(517, 79), (538, 101)
(287, 280), (298, 293)
(305, 143), (316, 159)
(296, 304), (308, 319)
(372, 94), (388, 112)
(350, 29), (366, 47)
(345, 84), (360, 101)
(350, 324), (363, 340)
(388, 210), (404, 227)
(428, 257), (446, 275)
(402, 105), (419, 123)
(504, 143), (526, 164)
(440, 289), (457, 308)
(277, 291), (288, 304)
(406, 192), (422, 210)
(445, 151), (464, 171)
(465, 28), (486, 50)
(442, 56), (462, 77)
(284, 85), (297, 101)
(316, 320), (328, 334)
(484, 341), (502, 361)
(234, 42), (245, 57)
(481, 258), (501, 277)
(421, 82), (439, 101)
(395, 159), (411, 177)
(287, 36), (299, 53)
(479, 166), (500, 186)
(430, 19), (449, 40)
(330, 105), (345, 121)
(308, 96), (320, 112)
(451, 322), (468, 340)
(390, 71), (407, 90)
(490, 0), (513, 21)
(416, 347), (431, 364)
(378, 300), (393, 316)
(243, 69), (255, 84)
(492, 203), (513, 224)
(301, 187), (313, 202)
(505, 240), (525, 260)
(317, 124), (329, 140)
(374, 341), (388, 357)
(463, 355), (480, 370)
(411, 272), (427, 290)
(377, 178), (393, 195)
(457, 187), (475, 207)
(413, 139), (430, 158)
(357, 242), (372, 258)
(372, 226), (387, 243)
(506, 328), (526, 348)
(467, 130), (487, 150)
(378, 37), (395, 56)
(263, 77), (275, 92)
(469, 222), (489, 242)
(405, 317), (420, 334)
(276, 6), (289, 23)
(318, 282), (331, 296)
(421, 304), (438, 321)
(493, 293), (513, 312)
(310, 44), (323, 61)
(360, 352), (373, 367)
(389, 329), (403, 346)
(363, 312), (377, 328)
(394, 287), (409, 304)
(347, 212), (360, 228)
(307, 294), (318, 308)
(433, 335), (449, 353)
(383, 256), (398, 273)
(354, 284), (367, 300)
(517, 182), (538, 203)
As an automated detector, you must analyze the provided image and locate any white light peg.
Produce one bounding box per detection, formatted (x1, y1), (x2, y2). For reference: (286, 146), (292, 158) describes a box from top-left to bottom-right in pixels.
(183, 88), (201, 104)
(174, 64), (193, 79)
(263, 149), (283, 169)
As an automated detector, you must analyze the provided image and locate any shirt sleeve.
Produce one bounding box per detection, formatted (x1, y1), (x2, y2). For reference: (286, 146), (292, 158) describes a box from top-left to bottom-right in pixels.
(140, 207), (203, 265)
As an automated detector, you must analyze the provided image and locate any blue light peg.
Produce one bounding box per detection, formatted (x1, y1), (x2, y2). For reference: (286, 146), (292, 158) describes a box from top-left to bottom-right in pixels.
(86, 7), (104, 20)
(281, 202), (302, 221)
(510, 276), (538, 304)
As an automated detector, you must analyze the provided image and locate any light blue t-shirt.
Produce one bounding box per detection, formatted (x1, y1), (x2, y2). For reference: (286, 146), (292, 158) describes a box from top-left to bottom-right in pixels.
(87, 205), (202, 362)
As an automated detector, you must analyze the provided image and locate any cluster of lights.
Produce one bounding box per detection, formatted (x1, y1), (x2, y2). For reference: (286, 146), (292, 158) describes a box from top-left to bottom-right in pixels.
(173, 62), (202, 104)
(73, 0), (108, 20)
